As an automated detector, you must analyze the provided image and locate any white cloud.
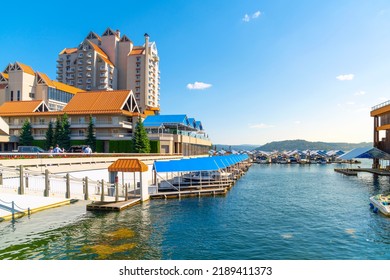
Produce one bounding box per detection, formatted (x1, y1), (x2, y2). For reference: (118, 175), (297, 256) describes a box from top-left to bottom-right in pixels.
(242, 11), (261, 22)
(186, 82), (212, 90)
(242, 14), (250, 22)
(336, 74), (354, 81)
(346, 101), (355, 105)
(252, 11), (261, 18)
(294, 121), (301, 125)
(249, 123), (274, 129)
(354, 90), (366, 96)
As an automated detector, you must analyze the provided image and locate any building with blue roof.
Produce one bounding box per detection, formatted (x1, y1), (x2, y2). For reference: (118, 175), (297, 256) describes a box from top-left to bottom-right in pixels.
(143, 114), (211, 155)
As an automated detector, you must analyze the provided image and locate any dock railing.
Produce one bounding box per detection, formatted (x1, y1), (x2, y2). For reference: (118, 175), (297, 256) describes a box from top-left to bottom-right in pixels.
(0, 165), (138, 201)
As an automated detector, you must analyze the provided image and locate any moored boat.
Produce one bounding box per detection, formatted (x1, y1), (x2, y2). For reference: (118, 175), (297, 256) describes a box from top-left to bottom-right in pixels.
(369, 194), (390, 216)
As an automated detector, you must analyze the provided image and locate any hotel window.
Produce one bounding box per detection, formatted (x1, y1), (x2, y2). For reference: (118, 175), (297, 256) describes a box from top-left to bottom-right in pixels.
(79, 117), (85, 124)
(78, 72), (83, 77)
(136, 57), (141, 62)
(78, 53), (83, 58)
(39, 118), (45, 125)
(136, 87), (140, 92)
(10, 91), (13, 101)
(136, 75), (140, 80)
(29, 92), (35, 98)
(78, 66), (83, 71)
(136, 69), (140, 74)
(78, 129), (85, 136)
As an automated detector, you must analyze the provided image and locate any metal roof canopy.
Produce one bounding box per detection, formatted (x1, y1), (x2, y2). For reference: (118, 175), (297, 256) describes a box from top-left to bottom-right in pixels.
(108, 159), (148, 172)
(338, 147), (390, 160)
(153, 154), (249, 173)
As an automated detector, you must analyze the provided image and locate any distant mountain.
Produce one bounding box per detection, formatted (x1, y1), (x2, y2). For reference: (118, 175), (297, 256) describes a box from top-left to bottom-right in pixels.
(213, 144), (259, 151)
(255, 139), (372, 152)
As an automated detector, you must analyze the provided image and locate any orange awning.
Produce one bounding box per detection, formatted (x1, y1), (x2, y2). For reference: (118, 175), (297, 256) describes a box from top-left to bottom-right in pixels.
(108, 159), (148, 172)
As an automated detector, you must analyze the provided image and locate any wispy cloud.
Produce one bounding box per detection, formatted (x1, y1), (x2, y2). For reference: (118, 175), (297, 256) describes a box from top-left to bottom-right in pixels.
(249, 123), (274, 129)
(186, 82), (212, 90)
(336, 74), (354, 81)
(354, 90), (366, 96)
(242, 11), (262, 22)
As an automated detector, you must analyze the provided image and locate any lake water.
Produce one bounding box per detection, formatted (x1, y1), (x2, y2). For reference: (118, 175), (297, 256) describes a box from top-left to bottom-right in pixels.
(1, 160), (390, 260)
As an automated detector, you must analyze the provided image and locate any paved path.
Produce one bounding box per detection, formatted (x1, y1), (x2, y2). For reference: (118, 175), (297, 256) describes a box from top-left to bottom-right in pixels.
(0, 193), (70, 221)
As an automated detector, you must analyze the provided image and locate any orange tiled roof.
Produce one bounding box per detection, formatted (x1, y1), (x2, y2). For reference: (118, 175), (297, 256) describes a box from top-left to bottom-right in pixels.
(63, 90), (131, 114)
(98, 54), (114, 66)
(108, 159), (148, 172)
(59, 48), (78, 55)
(36, 72), (55, 87)
(1, 72), (8, 79)
(16, 62), (35, 76)
(88, 40), (108, 58)
(129, 48), (144, 55)
(52, 81), (83, 95)
(0, 100), (44, 115)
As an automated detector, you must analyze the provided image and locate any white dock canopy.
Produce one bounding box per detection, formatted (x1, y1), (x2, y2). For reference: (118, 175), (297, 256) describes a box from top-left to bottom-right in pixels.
(338, 147), (390, 160)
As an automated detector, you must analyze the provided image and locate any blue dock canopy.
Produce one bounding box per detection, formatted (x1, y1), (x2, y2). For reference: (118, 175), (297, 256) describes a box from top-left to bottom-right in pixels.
(338, 147), (390, 160)
(154, 154), (249, 173)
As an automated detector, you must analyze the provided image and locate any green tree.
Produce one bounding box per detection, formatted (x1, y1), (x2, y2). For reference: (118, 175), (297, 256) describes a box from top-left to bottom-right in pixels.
(85, 116), (96, 151)
(61, 113), (71, 150)
(53, 116), (62, 147)
(132, 117), (150, 153)
(44, 121), (54, 150)
(19, 119), (34, 146)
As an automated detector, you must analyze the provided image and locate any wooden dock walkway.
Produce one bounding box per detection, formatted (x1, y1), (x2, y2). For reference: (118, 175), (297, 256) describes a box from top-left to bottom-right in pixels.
(86, 198), (141, 211)
(150, 188), (227, 199)
(334, 168), (390, 176)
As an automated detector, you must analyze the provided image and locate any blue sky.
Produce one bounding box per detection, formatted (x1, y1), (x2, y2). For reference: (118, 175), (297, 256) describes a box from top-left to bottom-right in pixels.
(1, 0), (390, 145)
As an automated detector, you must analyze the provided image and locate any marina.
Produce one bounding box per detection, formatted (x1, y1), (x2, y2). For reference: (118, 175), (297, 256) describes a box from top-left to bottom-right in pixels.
(1, 160), (390, 260)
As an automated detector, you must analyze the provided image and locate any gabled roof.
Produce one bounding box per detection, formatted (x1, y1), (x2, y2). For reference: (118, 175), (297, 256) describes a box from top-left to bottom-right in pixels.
(188, 118), (196, 128)
(0, 100), (49, 116)
(338, 147), (390, 160)
(108, 159), (148, 172)
(15, 62), (35, 76)
(195, 121), (203, 130)
(87, 40), (114, 66)
(59, 48), (78, 55)
(102, 27), (119, 38)
(0, 72), (8, 80)
(35, 72), (82, 94)
(86, 31), (102, 41)
(36, 72), (55, 87)
(143, 114), (197, 130)
(63, 90), (139, 115)
(120, 35), (132, 43)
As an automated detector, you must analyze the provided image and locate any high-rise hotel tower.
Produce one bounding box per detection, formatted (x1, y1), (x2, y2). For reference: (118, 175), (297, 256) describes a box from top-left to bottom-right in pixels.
(56, 28), (160, 114)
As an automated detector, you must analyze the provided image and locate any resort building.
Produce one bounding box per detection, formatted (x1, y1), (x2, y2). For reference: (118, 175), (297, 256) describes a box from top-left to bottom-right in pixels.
(143, 114), (211, 155)
(56, 28), (160, 114)
(0, 90), (140, 152)
(371, 100), (390, 167)
(0, 91), (211, 155)
(0, 62), (82, 111)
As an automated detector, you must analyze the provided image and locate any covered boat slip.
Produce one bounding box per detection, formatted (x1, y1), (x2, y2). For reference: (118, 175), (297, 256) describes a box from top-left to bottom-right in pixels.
(151, 154), (250, 196)
(335, 147), (390, 176)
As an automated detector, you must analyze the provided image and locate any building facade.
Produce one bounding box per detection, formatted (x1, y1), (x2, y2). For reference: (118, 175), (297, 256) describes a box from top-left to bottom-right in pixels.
(371, 101), (390, 164)
(56, 28), (160, 114)
(0, 62), (82, 111)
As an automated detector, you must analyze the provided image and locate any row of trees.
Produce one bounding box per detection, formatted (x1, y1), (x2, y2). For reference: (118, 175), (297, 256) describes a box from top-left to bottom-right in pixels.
(18, 115), (150, 153)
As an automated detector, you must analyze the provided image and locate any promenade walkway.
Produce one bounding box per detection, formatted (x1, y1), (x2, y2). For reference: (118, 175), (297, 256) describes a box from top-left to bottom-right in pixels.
(0, 193), (70, 221)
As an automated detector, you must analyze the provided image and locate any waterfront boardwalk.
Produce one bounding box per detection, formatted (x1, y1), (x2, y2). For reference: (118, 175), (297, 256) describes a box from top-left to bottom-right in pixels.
(334, 168), (390, 176)
(0, 193), (70, 221)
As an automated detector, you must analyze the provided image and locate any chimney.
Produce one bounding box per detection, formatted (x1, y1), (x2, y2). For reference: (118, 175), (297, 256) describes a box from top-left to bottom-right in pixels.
(116, 29), (120, 37)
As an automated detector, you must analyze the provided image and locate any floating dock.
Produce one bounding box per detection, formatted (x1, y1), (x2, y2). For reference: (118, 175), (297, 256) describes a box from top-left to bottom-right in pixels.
(86, 198), (141, 211)
(150, 187), (228, 199)
(334, 168), (390, 176)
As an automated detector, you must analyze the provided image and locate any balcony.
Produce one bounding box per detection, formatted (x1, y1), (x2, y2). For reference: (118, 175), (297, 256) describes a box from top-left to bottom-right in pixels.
(100, 78), (108, 84)
(87, 59), (92, 64)
(57, 63), (63, 68)
(56, 69), (63, 74)
(86, 65), (92, 71)
(100, 72), (108, 78)
(98, 85), (107, 90)
(100, 65), (107, 71)
(56, 58), (63, 62)
(66, 68), (75, 73)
